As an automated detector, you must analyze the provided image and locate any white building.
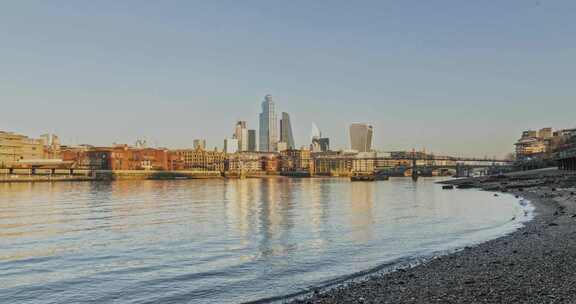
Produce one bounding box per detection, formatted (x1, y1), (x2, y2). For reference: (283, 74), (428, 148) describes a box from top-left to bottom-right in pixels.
(234, 121), (249, 151)
(224, 138), (239, 154)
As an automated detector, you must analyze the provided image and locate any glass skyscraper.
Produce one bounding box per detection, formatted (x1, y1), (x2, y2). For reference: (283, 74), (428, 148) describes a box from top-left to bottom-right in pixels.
(247, 129), (256, 151)
(259, 95), (278, 152)
(280, 112), (295, 149)
(234, 121), (248, 151)
(349, 123), (374, 152)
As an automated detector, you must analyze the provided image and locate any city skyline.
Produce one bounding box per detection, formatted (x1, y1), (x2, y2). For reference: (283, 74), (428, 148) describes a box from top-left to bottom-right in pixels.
(2, 2), (576, 157)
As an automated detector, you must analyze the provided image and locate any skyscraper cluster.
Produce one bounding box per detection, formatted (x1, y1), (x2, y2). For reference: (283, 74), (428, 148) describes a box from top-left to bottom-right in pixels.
(220, 94), (295, 153)
(258, 94), (297, 152)
(217, 94), (374, 154)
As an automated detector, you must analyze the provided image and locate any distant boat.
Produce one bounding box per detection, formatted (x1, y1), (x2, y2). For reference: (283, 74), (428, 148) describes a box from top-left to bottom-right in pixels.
(351, 171), (389, 182)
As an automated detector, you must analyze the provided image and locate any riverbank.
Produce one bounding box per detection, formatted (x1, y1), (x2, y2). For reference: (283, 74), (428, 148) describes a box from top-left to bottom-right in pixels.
(289, 168), (576, 304)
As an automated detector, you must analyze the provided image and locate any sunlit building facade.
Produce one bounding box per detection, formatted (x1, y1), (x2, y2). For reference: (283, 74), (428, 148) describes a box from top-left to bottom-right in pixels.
(259, 95), (278, 152)
(0, 131), (45, 166)
(349, 123), (373, 152)
(234, 121), (249, 151)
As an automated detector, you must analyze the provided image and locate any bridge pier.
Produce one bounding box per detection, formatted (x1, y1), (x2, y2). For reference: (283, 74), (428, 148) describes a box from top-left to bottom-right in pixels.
(456, 165), (472, 177)
(559, 157), (576, 171)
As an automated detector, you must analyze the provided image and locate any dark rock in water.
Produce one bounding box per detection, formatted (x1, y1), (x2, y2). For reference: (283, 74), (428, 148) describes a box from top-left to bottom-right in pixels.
(442, 185), (454, 190)
(457, 184), (475, 189)
(549, 223), (559, 226)
(494, 194), (499, 197)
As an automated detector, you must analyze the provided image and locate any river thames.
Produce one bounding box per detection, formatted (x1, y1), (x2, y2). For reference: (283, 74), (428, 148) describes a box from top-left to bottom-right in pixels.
(0, 178), (530, 304)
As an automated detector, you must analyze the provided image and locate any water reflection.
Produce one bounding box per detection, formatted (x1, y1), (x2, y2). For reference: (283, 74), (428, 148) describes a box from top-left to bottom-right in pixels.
(0, 178), (527, 304)
(349, 182), (375, 243)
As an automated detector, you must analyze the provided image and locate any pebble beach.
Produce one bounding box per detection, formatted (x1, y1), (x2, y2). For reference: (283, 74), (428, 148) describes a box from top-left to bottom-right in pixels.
(289, 169), (576, 304)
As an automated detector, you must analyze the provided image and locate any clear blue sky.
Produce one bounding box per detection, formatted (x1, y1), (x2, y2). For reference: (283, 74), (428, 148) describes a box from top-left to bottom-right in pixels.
(1, 1), (575, 157)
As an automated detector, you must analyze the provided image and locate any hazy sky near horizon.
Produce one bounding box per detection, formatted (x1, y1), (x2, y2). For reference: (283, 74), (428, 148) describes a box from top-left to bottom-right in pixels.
(1, 1), (575, 157)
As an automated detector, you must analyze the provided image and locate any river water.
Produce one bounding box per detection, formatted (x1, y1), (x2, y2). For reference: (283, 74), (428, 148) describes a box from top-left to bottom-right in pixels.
(0, 177), (530, 304)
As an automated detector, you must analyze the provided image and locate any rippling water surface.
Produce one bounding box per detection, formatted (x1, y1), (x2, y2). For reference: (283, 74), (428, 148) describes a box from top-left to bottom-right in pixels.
(0, 177), (528, 304)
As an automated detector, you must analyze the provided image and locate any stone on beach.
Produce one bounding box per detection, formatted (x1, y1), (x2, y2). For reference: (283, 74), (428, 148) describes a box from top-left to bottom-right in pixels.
(290, 169), (576, 304)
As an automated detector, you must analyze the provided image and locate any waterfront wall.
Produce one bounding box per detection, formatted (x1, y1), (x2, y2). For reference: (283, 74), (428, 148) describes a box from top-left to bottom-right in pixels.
(0, 170), (222, 183)
(96, 170), (222, 180)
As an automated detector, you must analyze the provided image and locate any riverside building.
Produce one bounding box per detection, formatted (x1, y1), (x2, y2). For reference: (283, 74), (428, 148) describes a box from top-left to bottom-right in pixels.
(279, 149), (313, 176)
(170, 147), (225, 172)
(1, 131), (47, 166)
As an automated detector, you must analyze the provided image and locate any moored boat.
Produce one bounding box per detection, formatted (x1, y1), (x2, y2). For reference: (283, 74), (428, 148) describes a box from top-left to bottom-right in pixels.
(351, 171), (390, 181)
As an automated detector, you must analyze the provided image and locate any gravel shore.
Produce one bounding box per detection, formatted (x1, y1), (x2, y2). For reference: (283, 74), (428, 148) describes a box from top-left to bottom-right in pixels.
(288, 169), (576, 304)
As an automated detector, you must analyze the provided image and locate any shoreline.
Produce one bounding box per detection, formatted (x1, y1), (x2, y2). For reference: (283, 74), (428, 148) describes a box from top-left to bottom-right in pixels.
(287, 169), (576, 304)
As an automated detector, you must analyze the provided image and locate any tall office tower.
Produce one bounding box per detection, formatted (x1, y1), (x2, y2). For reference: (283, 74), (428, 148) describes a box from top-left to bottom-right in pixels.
(259, 94), (278, 152)
(234, 121), (248, 151)
(224, 138), (238, 154)
(309, 123), (329, 152)
(193, 139), (206, 150)
(280, 112), (295, 149)
(248, 129), (257, 151)
(349, 123), (374, 152)
(319, 137), (330, 152)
